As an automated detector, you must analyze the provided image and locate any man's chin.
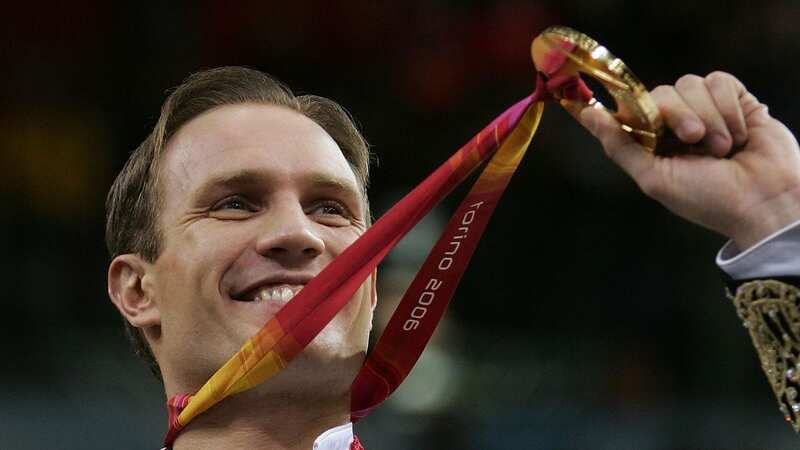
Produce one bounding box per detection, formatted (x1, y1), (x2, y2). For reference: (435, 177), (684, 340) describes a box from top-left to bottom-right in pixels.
(238, 355), (357, 401)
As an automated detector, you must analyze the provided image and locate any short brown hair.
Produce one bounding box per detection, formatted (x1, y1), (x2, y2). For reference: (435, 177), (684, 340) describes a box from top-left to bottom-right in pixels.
(105, 67), (371, 380)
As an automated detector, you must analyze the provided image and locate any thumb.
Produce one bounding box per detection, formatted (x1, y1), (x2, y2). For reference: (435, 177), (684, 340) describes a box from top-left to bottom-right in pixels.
(578, 105), (656, 182)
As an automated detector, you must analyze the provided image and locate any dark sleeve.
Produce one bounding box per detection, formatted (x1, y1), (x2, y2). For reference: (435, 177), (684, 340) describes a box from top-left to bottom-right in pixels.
(725, 275), (800, 431)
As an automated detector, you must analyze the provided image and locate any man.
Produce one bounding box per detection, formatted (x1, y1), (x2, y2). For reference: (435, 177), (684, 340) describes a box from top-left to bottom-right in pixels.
(106, 66), (800, 449)
(106, 68), (374, 449)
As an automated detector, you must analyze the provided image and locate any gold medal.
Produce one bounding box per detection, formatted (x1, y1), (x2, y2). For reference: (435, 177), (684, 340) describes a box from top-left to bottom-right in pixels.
(532, 26), (664, 153)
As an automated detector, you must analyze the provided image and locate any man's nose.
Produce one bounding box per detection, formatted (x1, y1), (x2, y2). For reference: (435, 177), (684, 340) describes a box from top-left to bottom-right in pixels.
(254, 203), (325, 264)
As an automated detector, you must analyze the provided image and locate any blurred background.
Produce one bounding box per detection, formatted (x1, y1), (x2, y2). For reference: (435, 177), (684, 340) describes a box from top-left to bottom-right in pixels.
(2, 1), (800, 449)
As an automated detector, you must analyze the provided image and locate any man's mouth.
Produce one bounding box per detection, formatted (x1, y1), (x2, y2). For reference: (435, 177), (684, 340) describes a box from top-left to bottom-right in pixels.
(233, 284), (304, 303)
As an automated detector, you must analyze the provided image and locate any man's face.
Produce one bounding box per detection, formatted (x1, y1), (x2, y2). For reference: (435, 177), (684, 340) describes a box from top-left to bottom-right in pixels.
(146, 103), (374, 395)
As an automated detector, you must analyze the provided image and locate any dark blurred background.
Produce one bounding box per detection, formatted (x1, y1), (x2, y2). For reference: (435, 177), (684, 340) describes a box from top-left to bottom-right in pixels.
(2, 1), (800, 449)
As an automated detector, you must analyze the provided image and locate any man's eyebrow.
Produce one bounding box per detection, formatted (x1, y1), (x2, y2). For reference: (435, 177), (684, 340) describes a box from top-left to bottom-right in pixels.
(190, 170), (362, 202)
(191, 169), (265, 201)
(304, 173), (361, 196)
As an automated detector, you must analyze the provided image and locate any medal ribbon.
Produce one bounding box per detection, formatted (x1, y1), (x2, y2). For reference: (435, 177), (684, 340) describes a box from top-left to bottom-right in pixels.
(164, 39), (592, 447)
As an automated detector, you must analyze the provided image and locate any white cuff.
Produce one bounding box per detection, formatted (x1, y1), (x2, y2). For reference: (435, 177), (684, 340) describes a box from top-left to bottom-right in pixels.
(717, 218), (800, 279)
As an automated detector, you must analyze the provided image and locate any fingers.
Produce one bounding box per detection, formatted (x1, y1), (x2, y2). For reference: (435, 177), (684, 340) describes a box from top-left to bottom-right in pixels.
(651, 72), (750, 158)
(704, 71), (748, 146)
(674, 74), (734, 157)
(576, 70), (758, 200)
(650, 85), (705, 143)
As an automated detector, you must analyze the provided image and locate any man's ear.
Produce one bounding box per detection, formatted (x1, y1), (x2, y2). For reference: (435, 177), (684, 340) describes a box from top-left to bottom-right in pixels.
(108, 254), (161, 328)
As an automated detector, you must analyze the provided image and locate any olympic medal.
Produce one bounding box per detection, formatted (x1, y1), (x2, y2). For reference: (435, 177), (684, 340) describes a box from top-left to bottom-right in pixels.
(532, 26), (664, 153)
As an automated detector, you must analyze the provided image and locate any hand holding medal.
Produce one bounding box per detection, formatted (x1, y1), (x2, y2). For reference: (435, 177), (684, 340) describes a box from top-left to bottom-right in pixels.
(537, 26), (799, 251)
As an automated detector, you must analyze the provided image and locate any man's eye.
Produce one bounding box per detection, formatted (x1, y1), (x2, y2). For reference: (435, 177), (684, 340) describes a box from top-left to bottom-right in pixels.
(220, 199), (246, 210)
(212, 196), (254, 213)
(310, 201), (347, 217)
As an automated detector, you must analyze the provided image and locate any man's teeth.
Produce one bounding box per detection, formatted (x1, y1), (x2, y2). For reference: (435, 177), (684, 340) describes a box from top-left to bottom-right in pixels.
(248, 285), (303, 302)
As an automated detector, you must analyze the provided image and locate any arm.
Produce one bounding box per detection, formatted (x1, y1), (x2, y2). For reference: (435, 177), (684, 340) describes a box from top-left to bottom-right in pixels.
(578, 71), (800, 429)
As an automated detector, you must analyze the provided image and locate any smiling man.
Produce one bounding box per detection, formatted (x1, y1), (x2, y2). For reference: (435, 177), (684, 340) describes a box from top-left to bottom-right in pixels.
(106, 67), (374, 449)
(106, 66), (800, 449)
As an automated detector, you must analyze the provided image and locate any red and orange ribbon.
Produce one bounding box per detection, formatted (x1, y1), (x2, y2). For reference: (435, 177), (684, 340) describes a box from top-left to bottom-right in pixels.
(163, 40), (592, 447)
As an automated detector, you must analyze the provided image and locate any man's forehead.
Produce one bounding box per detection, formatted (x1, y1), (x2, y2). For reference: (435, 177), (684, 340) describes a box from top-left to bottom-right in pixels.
(159, 103), (358, 196)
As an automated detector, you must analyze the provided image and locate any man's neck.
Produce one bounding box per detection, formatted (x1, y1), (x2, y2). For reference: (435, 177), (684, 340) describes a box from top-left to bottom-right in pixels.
(171, 390), (351, 450)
